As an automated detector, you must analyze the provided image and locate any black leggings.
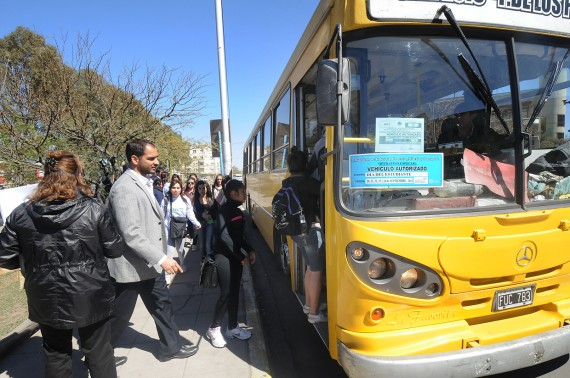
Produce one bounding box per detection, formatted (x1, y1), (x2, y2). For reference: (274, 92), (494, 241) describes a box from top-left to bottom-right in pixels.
(210, 253), (243, 329)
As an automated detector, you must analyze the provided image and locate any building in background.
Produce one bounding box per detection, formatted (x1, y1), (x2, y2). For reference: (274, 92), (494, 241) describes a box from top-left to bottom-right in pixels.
(186, 142), (221, 177)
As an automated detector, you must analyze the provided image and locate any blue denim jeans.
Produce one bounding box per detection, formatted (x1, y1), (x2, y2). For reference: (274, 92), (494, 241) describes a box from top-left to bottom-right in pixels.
(199, 221), (214, 259)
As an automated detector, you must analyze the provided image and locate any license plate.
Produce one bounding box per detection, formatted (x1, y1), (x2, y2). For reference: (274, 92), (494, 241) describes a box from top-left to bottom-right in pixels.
(492, 285), (535, 312)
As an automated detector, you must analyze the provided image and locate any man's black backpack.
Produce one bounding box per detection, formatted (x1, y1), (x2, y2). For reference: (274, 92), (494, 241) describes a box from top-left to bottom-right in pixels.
(272, 185), (307, 236)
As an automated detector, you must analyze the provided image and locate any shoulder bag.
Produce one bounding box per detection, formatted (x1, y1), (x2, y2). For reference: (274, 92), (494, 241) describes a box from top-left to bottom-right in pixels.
(169, 198), (188, 239)
(199, 258), (218, 288)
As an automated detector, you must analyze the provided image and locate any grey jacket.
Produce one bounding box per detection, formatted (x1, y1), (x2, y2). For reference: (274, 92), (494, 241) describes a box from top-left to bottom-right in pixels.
(107, 169), (167, 283)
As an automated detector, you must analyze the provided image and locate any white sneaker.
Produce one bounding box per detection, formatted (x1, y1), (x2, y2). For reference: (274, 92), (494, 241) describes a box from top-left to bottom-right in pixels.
(224, 326), (252, 340)
(303, 303), (327, 315)
(206, 326), (227, 348)
(307, 312), (328, 324)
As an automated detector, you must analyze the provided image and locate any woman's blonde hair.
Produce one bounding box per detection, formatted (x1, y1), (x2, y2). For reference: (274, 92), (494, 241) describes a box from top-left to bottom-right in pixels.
(29, 151), (92, 202)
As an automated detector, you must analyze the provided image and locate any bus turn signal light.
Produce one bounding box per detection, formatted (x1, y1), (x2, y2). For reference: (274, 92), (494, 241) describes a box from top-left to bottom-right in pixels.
(370, 307), (385, 322)
(352, 247), (366, 261)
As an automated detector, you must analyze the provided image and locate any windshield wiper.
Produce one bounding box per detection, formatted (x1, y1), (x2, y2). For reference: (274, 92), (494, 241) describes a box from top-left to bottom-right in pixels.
(438, 5), (510, 135)
(458, 54), (510, 134)
(524, 50), (570, 132)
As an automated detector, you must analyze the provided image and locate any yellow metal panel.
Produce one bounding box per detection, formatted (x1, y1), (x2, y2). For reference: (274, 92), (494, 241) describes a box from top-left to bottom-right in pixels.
(246, 171), (286, 253)
(439, 217), (570, 293)
(337, 320), (469, 356)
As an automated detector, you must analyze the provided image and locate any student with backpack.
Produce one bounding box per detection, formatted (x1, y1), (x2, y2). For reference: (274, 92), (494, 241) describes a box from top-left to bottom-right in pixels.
(280, 147), (326, 323)
(206, 179), (256, 348)
(307, 128), (326, 182)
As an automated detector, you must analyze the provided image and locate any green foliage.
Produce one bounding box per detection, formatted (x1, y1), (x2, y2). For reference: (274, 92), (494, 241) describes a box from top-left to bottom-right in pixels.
(0, 271), (28, 339)
(0, 27), (206, 197)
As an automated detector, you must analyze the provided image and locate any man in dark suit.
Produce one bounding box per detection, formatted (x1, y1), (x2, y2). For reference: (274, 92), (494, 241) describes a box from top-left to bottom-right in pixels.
(107, 139), (198, 362)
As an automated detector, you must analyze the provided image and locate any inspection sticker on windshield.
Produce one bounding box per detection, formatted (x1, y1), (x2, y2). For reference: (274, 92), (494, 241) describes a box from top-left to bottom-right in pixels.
(349, 153), (443, 189)
(375, 117), (424, 153)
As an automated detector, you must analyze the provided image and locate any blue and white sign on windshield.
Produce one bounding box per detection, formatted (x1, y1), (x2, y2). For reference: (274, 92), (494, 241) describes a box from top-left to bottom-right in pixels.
(367, 0), (570, 37)
(349, 153), (444, 189)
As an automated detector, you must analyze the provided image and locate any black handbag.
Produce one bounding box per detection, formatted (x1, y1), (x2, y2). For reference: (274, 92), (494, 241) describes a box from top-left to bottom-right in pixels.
(199, 259), (218, 288)
(169, 217), (188, 239)
(168, 199), (188, 239)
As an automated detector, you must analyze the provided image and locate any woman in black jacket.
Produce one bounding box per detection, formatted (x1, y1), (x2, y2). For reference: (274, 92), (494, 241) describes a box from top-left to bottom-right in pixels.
(0, 151), (124, 378)
(205, 179), (256, 348)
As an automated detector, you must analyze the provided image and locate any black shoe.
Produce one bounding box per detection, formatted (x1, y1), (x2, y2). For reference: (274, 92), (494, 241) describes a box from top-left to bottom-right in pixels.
(181, 344), (199, 353)
(158, 345), (198, 362)
(115, 356), (127, 367)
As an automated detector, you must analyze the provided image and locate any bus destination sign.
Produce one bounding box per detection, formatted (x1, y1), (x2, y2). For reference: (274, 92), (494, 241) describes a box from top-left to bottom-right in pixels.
(368, 0), (570, 37)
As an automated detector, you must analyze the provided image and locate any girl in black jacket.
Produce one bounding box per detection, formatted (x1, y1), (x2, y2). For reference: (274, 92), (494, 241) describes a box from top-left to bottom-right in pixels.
(0, 151), (124, 378)
(205, 179), (256, 348)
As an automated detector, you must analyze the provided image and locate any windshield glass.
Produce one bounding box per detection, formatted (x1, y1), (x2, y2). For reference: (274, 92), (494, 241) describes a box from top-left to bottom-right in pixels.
(342, 35), (570, 214)
(521, 44), (570, 203)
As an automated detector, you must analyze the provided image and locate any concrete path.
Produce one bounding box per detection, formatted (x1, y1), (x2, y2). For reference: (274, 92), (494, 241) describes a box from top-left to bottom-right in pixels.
(0, 243), (270, 377)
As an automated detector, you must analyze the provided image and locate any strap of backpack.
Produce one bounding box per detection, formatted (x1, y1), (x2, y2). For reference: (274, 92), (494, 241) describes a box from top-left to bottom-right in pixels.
(289, 180), (304, 212)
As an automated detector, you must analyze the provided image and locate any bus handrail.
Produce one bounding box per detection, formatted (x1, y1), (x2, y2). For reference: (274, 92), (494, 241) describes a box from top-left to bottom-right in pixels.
(343, 137), (374, 144)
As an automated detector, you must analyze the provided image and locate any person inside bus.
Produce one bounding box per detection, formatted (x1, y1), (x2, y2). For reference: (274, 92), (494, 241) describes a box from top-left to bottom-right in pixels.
(307, 128), (326, 182)
(439, 101), (506, 156)
(284, 147), (327, 323)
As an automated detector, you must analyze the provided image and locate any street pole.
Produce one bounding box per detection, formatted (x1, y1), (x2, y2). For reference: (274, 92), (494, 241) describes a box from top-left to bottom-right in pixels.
(215, 0), (232, 176)
(218, 130), (224, 175)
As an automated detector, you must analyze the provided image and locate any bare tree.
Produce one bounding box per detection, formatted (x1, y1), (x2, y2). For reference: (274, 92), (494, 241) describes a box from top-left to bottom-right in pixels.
(0, 27), (207, 195)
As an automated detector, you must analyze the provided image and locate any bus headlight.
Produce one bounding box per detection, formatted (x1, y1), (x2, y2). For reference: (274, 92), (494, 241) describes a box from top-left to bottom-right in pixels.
(425, 282), (440, 296)
(369, 258), (394, 280)
(400, 268), (419, 289)
(347, 242), (443, 299)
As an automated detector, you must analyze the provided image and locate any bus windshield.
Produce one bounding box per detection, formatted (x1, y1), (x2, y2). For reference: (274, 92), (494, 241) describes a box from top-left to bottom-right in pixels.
(342, 35), (570, 214)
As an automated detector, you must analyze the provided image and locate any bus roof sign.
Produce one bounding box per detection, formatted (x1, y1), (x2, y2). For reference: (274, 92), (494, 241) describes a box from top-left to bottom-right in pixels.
(367, 0), (570, 37)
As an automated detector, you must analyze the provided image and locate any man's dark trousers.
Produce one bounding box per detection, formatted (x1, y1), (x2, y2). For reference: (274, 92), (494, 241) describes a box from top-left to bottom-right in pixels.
(110, 273), (181, 357)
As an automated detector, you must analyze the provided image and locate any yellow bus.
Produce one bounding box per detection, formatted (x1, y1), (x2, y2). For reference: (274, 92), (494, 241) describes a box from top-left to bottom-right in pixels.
(243, 0), (570, 376)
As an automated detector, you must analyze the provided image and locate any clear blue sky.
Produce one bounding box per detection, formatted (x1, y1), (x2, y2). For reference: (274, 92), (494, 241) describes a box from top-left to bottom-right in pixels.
(0, 0), (320, 170)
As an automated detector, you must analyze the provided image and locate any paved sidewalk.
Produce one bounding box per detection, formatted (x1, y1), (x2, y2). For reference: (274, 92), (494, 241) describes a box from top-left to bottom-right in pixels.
(0, 244), (270, 377)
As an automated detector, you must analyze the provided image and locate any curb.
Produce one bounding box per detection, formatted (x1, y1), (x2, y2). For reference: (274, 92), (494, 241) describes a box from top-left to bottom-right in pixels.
(242, 264), (272, 377)
(0, 319), (39, 359)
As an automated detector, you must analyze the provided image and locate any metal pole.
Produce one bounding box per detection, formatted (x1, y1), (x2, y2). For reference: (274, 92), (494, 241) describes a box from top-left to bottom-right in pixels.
(218, 130), (224, 175)
(215, 0), (232, 176)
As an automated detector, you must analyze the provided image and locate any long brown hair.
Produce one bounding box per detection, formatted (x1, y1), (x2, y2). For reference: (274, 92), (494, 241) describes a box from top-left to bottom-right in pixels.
(29, 151), (92, 202)
(193, 179), (213, 208)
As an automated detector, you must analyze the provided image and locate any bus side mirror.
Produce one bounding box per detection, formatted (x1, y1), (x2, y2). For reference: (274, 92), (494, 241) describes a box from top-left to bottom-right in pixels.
(316, 58), (351, 126)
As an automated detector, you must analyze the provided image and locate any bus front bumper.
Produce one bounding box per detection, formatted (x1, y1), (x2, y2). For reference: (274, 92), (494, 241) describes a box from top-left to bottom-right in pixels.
(338, 326), (570, 377)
